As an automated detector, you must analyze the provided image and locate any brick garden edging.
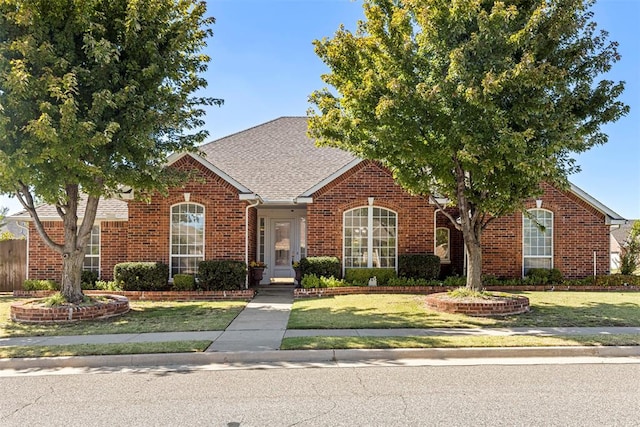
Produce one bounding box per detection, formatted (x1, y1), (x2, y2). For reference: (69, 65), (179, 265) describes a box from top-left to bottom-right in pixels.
(11, 295), (130, 323)
(424, 292), (530, 316)
(293, 285), (640, 299)
(13, 289), (255, 301)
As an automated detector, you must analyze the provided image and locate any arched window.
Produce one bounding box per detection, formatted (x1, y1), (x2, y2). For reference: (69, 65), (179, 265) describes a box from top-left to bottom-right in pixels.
(523, 209), (553, 275)
(170, 203), (205, 277)
(435, 227), (450, 262)
(344, 206), (397, 269)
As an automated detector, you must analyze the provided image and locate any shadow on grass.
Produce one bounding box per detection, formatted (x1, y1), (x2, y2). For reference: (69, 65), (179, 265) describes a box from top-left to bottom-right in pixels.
(288, 293), (640, 329)
(0, 299), (246, 338)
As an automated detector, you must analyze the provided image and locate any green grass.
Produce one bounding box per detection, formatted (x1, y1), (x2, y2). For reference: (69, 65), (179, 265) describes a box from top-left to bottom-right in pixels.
(280, 334), (640, 350)
(0, 297), (246, 337)
(0, 340), (212, 358)
(288, 292), (640, 329)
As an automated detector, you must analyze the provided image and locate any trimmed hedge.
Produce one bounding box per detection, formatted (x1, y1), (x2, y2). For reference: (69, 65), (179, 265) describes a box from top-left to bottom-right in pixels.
(23, 279), (59, 291)
(81, 270), (99, 290)
(197, 260), (246, 291)
(594, 274), (640, 287)
(299, 256), (341, 279)
(344, 268), (397, 285)
(114, 262), (169, 291)
(526, 268), (563, 285)
(398, 254), (441, 279)
(301, 274), (347, 289)
(172, 274), (195, 291)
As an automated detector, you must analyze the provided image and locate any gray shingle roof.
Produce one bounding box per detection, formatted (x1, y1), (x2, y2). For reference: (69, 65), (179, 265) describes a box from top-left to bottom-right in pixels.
(198, 117), (356, 201)
(612, 220), (637, 246)
(10, 196), (128, 221)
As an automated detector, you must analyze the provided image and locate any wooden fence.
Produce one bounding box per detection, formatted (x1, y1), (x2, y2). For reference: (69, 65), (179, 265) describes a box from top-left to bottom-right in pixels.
(0, 239), (27, 291)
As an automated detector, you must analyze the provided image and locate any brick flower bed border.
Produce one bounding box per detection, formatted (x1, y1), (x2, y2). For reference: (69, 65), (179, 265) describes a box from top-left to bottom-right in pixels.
(13, 289), (255, 301)
(293, 285), (640, 299)
(425, 292), (530, 316)
(11, 295), (130, 323)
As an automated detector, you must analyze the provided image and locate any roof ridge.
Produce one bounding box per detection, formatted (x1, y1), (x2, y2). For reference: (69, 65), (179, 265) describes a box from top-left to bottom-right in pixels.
(200, 116), (307, 148)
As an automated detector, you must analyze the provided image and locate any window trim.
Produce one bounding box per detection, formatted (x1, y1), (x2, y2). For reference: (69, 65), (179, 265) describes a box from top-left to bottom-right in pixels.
(435, 227), (451, 263)
(343, 205), (398, 272)
(522, 208), (553, 276)
(83, 224), (101, 275)
(169, 202), (205, 278)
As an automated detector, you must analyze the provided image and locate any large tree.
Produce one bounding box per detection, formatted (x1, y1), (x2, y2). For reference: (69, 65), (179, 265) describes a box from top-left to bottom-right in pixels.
(308, 0), (628, 290)
(0, 0), (221, 303)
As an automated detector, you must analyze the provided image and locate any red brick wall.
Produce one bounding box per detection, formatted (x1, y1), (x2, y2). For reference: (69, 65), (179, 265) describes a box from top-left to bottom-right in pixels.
(482, 183), (610, 279)
(127, 155), (250, 265)
(307, 160), (436, 261)
(28, 220), (127, 281)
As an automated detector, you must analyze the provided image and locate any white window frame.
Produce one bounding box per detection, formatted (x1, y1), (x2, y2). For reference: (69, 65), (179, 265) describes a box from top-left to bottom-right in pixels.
(170, 202), (205, 277)
(343, 206), (397, 271)
(435, 227), (450, 263)
(522, 208), (553, 276)
(83, 224), (100, 275)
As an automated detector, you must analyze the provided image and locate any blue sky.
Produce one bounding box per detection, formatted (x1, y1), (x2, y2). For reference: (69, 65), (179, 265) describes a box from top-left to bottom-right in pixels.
(2, 0), (638, 219)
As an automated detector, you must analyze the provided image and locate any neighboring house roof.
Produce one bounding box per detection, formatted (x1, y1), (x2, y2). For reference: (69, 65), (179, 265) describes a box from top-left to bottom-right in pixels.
(10, 197), (128, 221)
(197, 117), (356, 202)
(612, 220), (637, 246)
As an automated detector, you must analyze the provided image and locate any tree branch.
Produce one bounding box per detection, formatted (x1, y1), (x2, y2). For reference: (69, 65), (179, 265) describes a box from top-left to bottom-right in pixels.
(15, 182), (64, 254)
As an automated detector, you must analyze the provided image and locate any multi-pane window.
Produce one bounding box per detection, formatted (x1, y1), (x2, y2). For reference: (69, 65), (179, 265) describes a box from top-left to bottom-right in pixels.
(435, 227), (450, 262)
(344, 206), (397, 269)
(83, 225), (100, 274)
(523, 209), (553, 274)
(170, 203), (204, 277)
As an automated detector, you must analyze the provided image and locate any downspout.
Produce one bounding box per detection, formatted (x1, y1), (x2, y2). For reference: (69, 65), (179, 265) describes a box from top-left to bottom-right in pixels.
(245, 198), (261, 289)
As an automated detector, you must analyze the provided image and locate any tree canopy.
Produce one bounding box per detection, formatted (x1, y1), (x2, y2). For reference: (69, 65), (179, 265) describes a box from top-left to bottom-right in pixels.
(308, 0), (628, 289)
(0, 0), (220, 302)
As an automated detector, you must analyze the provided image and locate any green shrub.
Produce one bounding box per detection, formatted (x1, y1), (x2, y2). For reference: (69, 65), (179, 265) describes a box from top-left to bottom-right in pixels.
(197, 260), (246, 291)
(386, 277), (442, 286)
(548, 268), (563, 284)
(23, 279), (59, 291)
(81, 270), (99, 290)
(344, 268), (397, 285)
(114, 262), (169, 291)
(173, 274), (196, 291)
(525, 268), (550, 284)
(301, 274), (348, 288)
(443, 275), (466, 287)
(398, 254), (441, 279)
(94, 280), (122, 291)
(594, 275), (640, 287)
(299, 256), (341, 279)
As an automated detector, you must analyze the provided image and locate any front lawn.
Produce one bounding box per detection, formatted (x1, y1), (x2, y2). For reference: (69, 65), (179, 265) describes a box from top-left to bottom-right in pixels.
(288, 292), (640, 329)
(0, 297), (246, 337)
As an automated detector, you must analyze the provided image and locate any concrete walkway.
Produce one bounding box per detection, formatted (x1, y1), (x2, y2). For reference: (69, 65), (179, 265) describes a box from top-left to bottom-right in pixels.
(2, 287), (640, 352)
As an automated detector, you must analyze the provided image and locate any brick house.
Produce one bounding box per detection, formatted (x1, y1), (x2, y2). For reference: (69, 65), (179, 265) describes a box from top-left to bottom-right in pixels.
(14, 117), (626, 284)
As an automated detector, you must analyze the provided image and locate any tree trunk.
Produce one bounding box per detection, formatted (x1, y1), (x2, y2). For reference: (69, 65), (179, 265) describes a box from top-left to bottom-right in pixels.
(60, 249), (85, 304)
(465, 238), (483, 291)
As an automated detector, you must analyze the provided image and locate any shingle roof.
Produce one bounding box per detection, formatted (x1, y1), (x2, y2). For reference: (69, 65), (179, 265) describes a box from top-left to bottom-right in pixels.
(612, 220), (637, 246)
(197, 117), (356, 201)
(10, 196), (128, 221)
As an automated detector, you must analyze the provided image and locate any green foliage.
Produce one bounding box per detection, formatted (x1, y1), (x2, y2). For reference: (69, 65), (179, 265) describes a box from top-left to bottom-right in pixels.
(81, 270), (99, 290)
(620, 222), (640, 275)
(94, 280), (122, 292)
(42, 293), (68, 307)
(197, 260), (246, 291)
(594, 275), (640, 287)
(447, 287), (493, 299)
(344, 268), (397, 285)
(301, 274), (347, 289)
(0, 0), (221, 301)
(526, 268), (563, 285)
(308, 0), (628, 290)
(114, 262), (169, 291)
(299, 257), (341, 279)
(386, 277), (443, 287)
(23, 279), (59, 291)
(443, 276), (467, 287)
(173, 274), (196, 291)
(398, 254), (441, 279)
(0, 231), (16, 241)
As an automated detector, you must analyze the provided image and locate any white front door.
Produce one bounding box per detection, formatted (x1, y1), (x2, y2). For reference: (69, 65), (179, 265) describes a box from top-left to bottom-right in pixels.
(271, 219), (294, 279)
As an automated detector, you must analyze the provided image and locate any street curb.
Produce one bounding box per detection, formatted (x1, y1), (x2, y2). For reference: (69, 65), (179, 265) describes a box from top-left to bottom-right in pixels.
(1, 346), (640, 371)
